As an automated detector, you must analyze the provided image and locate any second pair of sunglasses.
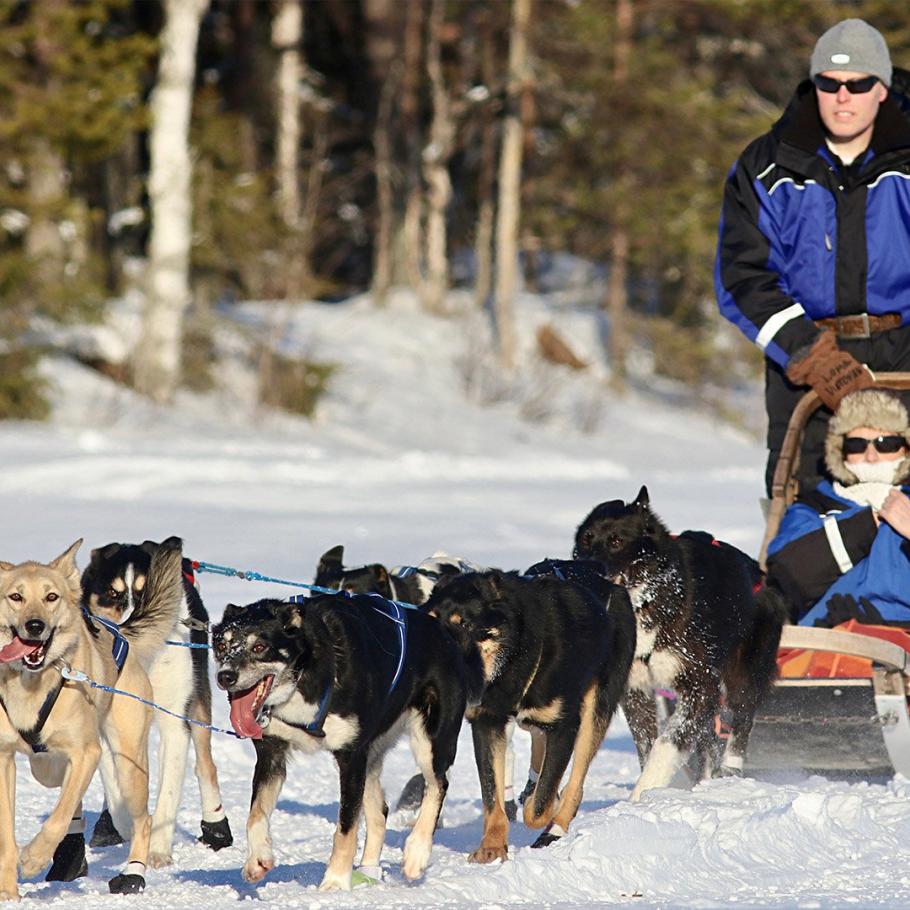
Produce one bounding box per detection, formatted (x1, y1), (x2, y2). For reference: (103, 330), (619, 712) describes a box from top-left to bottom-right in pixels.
(843, 434), (906, 455)
(813, 74), (880, 94)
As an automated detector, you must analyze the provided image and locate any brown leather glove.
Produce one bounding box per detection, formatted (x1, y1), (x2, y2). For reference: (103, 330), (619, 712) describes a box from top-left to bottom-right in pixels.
(785, 330), (874, 410)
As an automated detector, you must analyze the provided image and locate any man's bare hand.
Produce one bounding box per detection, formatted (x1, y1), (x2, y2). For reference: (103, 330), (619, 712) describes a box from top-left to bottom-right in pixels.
(877, 489), (910, 538)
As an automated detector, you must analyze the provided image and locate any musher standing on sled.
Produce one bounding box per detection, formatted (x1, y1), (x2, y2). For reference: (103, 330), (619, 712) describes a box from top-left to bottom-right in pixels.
(714, 19), (910, 497)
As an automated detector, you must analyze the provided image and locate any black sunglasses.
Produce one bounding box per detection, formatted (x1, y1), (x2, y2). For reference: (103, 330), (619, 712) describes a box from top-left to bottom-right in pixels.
(843, 434), (906, 456)
(813, 74), (880, 94)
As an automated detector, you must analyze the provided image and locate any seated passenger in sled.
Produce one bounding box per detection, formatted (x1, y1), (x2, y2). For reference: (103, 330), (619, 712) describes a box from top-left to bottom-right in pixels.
(766, 389), (910, 628)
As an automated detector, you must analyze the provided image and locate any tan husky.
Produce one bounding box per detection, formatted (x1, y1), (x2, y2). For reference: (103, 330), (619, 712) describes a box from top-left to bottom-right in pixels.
(0, 539), (183, 900)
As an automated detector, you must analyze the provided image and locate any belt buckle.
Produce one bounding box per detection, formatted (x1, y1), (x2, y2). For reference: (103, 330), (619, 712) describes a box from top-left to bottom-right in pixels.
(851, 313), (871, 339)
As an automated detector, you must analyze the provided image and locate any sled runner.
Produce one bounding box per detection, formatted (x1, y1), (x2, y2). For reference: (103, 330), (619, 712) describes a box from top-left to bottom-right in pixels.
(748, 374), (910, 781)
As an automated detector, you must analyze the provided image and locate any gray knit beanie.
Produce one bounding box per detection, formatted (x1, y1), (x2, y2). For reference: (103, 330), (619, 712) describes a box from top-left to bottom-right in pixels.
(810, 19), (892, 87)
(825, 389), (910, 485)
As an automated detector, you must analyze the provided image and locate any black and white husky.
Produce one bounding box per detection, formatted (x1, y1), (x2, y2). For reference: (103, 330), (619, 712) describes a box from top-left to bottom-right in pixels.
(80, 539), (232, 865)
(213, 595), (470, 890)
(574, 487), (786, 799)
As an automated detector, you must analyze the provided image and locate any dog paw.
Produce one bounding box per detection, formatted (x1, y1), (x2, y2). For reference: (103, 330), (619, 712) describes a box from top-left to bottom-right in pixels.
(401, 834), (431, 880)
(317, 871), (352, 892)
(0, 885), (20, 903)
(147, 851), (173, 869)
(468, 844), (508, 864)
(18, 839), (52, 880)
(242, 854), (273, 883)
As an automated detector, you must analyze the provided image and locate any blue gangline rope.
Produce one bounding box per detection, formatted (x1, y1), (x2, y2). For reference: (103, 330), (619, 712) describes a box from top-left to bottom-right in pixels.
(56, 661), (241, 738)
(192, 560), (421, 611)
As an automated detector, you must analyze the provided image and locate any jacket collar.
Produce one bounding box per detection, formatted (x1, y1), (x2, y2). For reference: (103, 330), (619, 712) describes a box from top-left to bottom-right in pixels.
(772, 67), (910, 174)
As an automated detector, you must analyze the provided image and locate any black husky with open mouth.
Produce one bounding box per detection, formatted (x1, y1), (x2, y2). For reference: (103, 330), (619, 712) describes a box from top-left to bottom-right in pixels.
(212, 594), (471, 892)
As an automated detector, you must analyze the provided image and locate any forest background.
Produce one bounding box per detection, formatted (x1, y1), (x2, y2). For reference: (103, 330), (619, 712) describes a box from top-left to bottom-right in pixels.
(1, 0), (907, 424)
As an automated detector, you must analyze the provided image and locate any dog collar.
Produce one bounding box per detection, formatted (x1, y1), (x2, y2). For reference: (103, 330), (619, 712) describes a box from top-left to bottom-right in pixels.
(263, 679), (332, 739)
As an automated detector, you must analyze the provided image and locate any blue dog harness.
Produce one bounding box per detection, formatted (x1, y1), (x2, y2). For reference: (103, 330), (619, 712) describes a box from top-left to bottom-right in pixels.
(286, 592), (408, 737)
(82, 609), (130, 672)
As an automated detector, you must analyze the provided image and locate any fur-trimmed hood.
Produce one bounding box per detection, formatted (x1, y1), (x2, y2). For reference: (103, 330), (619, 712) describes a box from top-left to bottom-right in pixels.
(825, 389), (910, 485)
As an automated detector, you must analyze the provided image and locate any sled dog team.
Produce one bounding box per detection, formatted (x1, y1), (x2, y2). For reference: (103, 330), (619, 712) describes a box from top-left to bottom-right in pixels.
(0, 488), (786, 899)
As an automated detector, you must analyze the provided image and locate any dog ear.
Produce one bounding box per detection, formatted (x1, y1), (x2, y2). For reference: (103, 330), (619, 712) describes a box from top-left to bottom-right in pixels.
(0, 559), (14, 571)
(281, 599), (307, 629)
(50, 539), (83, 586)
(91, 542), (122, 566)
(373, 565), (395, 598)
(220, 603), (245, 624)
(479, 570), (503, 600)
(158, 536), (184, 560)
(319, 545), (344, 567)
(634, 485), (650, 508)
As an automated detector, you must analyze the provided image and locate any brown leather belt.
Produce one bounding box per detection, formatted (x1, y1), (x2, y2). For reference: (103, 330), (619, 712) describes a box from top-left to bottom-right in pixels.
(814, 313), (902, 338)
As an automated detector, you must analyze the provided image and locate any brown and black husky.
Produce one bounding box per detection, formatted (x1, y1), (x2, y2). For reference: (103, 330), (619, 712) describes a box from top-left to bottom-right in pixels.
(425, 567), (636, 861)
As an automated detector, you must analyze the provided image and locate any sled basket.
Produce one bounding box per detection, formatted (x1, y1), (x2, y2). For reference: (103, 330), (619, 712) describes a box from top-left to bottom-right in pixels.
(744, 623), (910, 781)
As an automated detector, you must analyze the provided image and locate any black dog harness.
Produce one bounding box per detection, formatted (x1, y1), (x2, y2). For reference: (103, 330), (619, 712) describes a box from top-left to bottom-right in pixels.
(0, 680), (65, 754)
(0, 611), (129, 754)
(282, 592), (408, 738)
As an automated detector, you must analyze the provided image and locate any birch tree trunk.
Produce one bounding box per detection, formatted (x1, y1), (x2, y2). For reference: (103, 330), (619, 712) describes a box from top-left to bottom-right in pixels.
(365, 0), (400, 307)
(372, 66), (397, 307)
(401, 0), (425, 296)
(603, 0), (632, 391)
(273, 0), (302, 230)
(493, 0), (531, 369)
(26, 0), (66, 293)
(272, 0), (311, 298)
(25, 139), (66, 289)
(473, 10), (496, 311)
(134, 0), (209, 403)
(422, 0), (454, 314)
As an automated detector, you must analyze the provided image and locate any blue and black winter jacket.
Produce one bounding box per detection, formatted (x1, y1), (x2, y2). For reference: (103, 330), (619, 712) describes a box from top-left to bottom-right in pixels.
(766, 479), (910, 626)
(715, 69), (910, 369)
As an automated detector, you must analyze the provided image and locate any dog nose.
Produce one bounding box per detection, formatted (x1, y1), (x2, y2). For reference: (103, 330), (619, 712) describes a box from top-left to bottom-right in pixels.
(217, 669), (237, 690)
(24, 619), (45, 639)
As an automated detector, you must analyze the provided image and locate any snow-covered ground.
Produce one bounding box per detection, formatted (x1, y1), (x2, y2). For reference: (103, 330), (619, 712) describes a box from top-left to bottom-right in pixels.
(5, 292), (910, 907)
